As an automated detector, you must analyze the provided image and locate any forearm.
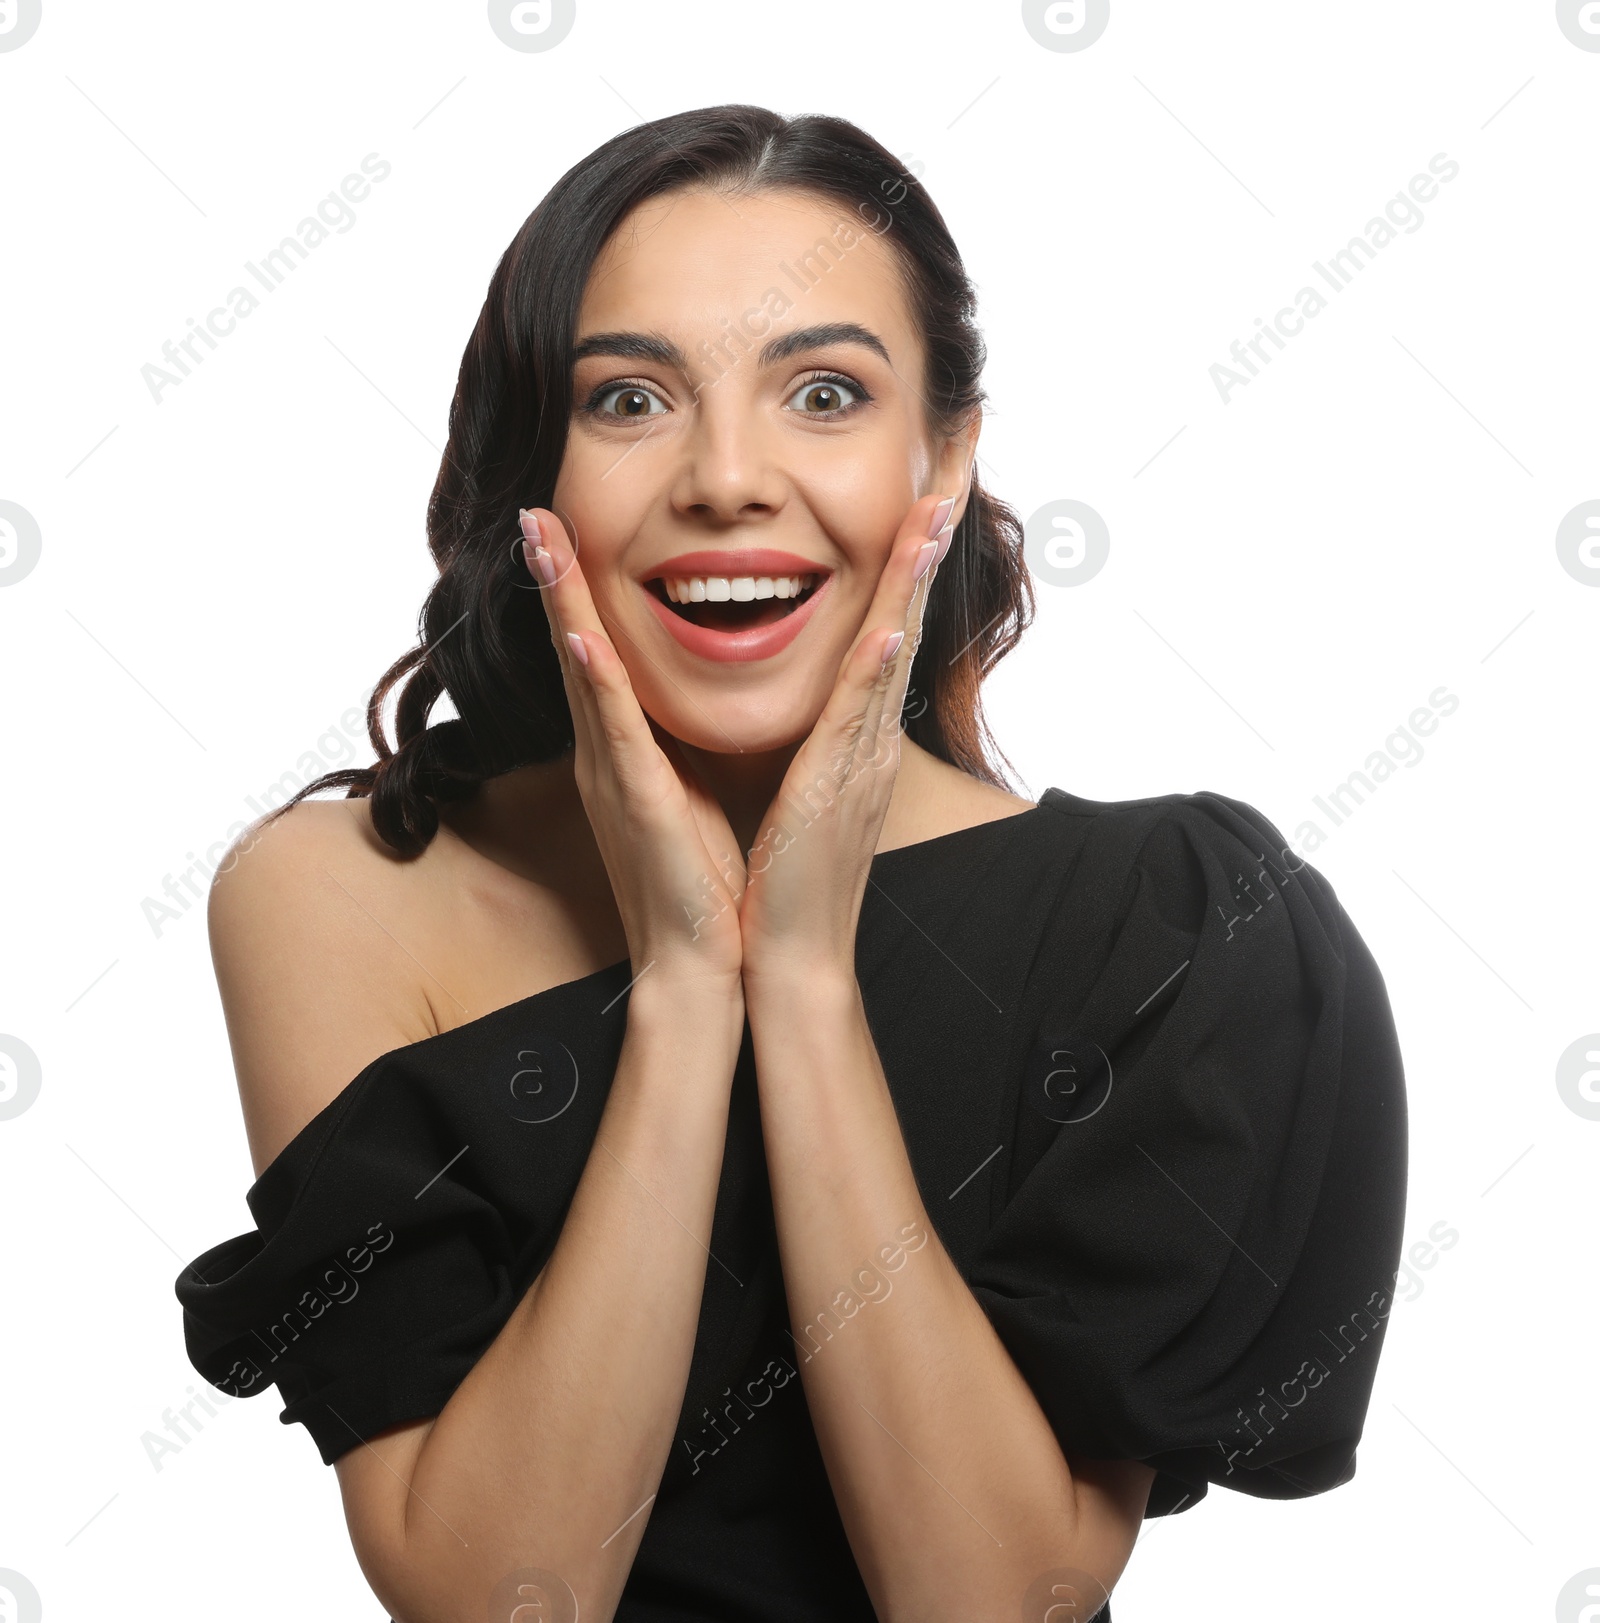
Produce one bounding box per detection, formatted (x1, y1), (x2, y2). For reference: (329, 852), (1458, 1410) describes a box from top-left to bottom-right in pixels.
(747, 973), (1114, 1620)
(387, 978), (745, 1621)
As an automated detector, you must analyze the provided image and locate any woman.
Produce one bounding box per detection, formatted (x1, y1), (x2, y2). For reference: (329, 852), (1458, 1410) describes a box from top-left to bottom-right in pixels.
(176, 105), (1408, 1622)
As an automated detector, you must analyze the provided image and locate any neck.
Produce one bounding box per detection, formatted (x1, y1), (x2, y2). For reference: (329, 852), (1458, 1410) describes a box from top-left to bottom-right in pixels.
(462, 735), (939, 876)
(675, 739), (802, 856)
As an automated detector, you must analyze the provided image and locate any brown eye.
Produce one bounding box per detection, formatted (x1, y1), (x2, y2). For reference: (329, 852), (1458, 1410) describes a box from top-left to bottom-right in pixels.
(592, 384), (667, 419)
(784, 376), (862, 416)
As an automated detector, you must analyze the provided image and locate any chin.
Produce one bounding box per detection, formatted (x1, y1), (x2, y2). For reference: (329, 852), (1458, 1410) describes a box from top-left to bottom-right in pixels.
(637, 692), (825, 758)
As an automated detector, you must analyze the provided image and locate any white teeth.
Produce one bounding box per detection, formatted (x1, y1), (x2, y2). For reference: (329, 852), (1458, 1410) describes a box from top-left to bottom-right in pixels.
(662, 572), (818, 605)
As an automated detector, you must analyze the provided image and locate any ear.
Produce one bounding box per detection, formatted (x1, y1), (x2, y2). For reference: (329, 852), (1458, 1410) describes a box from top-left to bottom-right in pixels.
(933, 410), (982, 528)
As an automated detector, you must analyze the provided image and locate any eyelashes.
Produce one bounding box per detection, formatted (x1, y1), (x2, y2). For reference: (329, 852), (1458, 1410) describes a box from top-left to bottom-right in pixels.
(581, 380), (668, 420)
(782, 371), (870, 417)
(576, 369), (874, 424)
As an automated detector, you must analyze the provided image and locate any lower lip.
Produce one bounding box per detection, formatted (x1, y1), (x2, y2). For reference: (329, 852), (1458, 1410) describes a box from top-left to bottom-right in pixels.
(642, 577), (832, 663)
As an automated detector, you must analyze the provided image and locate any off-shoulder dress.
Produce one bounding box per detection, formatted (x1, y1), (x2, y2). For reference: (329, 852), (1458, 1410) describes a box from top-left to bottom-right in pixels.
(176, 786), (1409, 1622)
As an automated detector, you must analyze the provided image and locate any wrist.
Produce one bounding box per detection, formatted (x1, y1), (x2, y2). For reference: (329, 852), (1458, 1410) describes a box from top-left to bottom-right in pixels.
(741, 958), (861, 1024)
(625, 964), (745, 1033)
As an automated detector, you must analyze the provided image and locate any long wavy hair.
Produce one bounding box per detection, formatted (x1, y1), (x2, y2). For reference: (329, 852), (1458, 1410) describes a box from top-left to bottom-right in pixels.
(270, 104), (1035, 858)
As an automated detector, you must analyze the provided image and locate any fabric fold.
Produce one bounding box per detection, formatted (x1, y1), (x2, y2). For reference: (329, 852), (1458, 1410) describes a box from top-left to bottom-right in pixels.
(967, 791), (1407, 1515)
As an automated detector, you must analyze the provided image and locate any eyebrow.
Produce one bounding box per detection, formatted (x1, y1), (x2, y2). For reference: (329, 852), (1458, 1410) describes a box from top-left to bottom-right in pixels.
(570, 331), (684, 367)
(570, 321), (892, 371)
(760, 322), (892, 367)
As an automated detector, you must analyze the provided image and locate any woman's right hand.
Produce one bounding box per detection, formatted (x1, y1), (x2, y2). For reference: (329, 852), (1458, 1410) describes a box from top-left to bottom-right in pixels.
(520, 507), (747, 994)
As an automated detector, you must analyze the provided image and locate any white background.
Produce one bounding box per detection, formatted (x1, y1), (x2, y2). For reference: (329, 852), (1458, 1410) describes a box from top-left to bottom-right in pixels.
(1, 2), (1595, 1618)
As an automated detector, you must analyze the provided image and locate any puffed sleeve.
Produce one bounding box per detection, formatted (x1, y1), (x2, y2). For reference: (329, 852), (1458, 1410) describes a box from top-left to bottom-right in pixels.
(173, 1058), (526, 1465)
(967, 791), (1408, 1517)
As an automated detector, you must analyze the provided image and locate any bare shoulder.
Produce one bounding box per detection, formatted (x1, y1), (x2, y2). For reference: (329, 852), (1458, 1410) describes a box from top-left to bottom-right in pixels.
(207, 796), (444, 1177)
(949, 775), (1037, 823)
(882, 743), (1037, 850)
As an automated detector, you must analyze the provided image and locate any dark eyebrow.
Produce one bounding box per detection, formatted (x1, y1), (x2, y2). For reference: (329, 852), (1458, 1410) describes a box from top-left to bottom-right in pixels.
(570, 331), (689, 368)
(757, 323), (891, 368)
(569, 322), (892, 373)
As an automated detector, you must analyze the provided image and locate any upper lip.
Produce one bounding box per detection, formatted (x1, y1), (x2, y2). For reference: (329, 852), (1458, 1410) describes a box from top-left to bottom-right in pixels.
(641, 548), (832, 583)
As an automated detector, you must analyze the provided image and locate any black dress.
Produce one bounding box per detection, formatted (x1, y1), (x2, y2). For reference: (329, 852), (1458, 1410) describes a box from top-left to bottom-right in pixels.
(175, 787), (1408, 1621)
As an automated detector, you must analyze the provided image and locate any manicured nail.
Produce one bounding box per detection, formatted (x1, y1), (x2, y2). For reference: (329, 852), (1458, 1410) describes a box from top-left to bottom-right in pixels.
(881, 630), (905, 664)
(912, 539), (938, 582)
(926, 495), (956, 538)
(933, 525), (956, 567)
(566, 631), (589, 667)
(520, 511), (556, 582)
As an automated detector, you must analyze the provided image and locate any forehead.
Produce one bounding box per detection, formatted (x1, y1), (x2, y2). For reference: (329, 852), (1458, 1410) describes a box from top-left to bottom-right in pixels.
(577, 186), (917, 355)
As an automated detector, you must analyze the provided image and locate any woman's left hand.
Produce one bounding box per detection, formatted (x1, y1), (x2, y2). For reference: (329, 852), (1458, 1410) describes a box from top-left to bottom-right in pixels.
(737, 489), (959, 993)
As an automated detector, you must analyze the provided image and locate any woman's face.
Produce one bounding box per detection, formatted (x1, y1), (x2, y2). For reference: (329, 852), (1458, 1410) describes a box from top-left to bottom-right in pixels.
(549, 185), (975, 755)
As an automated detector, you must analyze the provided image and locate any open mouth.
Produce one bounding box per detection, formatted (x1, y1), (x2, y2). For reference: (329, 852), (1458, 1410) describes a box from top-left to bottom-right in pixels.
(647, 572), (825, 633)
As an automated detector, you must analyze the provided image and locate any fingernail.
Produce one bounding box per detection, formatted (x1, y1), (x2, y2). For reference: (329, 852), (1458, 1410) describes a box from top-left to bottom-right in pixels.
(566, 631), (589, 667)
(926, 495), (956, 538)
(519, 508), (542, 543)
(881, 630), (905, 665)
(912, 540), (938, 582)
(529, 544), (557, 586)
(933, 525), (955, 567)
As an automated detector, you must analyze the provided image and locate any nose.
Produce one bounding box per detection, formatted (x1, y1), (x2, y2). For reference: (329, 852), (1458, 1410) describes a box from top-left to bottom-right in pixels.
(667, 380), (788, 527)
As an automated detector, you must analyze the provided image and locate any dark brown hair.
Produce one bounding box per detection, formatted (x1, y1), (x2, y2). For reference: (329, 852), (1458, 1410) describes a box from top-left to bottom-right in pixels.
(272, 104), (1035, 857)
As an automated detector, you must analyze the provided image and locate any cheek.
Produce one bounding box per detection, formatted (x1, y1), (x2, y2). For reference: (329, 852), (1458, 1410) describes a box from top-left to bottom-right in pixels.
(551, 441), (650, 569)
(789, 437), (918, 569)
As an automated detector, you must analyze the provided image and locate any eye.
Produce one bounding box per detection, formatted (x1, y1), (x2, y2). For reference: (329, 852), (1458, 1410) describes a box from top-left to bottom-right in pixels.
(586, 382), (669, 420)
(783, 372), (867, 417)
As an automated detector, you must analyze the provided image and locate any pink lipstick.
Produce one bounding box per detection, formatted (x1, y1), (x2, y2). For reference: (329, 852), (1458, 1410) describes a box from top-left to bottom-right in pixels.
(639, 549), (834, 664)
